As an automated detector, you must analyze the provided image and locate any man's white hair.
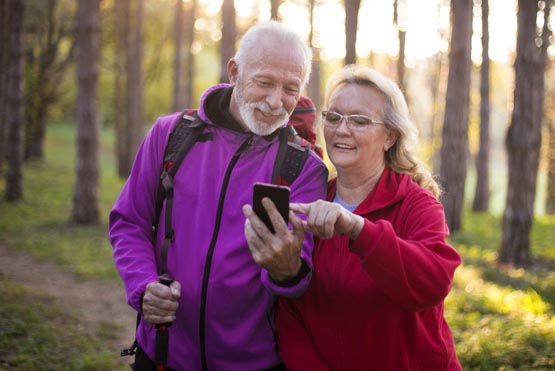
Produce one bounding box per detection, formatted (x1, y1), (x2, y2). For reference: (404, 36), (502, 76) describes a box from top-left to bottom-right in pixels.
(233, 21), (312, 87)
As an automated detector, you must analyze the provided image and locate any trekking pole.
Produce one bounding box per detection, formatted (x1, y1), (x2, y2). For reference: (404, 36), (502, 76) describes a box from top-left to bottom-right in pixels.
(155, 273), (174, 371)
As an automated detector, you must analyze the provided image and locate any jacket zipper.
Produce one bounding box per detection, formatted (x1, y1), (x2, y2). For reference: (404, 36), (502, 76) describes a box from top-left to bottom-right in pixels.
(199, 134), (253, 371)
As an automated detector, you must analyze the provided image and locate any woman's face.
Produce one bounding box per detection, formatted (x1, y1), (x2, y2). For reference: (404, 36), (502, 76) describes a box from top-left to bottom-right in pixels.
(324, 83), (397, 172)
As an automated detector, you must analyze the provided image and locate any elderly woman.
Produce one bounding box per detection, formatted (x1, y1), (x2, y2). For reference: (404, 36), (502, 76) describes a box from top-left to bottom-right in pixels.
(276, 65), (462, 371)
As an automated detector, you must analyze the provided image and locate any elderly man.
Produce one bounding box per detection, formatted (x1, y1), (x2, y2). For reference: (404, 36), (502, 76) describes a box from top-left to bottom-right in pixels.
(109, 21), (328, 371)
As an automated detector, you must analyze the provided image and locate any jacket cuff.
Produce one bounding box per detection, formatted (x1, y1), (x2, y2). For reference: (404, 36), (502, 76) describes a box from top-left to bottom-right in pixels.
(261, 257), (312, 298)
(270, 258), (310, 287)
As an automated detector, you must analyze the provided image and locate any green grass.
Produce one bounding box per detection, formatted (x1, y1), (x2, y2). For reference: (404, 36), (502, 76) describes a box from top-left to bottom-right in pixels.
(446, 212), (555, 370)
(1, 122), (555, 370)
(0, 123), (125, 283)
(0, 123), (127, 370)
(0, 275), (122, 371)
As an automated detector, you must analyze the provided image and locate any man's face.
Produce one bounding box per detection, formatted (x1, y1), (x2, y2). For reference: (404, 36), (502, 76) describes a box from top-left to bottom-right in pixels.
(230, 45), (305, 136)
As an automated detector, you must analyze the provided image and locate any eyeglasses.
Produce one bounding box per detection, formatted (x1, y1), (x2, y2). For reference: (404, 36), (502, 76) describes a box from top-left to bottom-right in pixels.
(321, 111), (385, 130)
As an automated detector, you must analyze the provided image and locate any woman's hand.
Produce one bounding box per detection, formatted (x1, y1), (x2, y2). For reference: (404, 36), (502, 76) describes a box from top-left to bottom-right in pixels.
(291, 200), (364, 240)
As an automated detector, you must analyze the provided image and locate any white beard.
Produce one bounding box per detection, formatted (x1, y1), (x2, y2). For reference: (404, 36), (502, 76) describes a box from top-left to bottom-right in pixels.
(235, 78), (290, 136)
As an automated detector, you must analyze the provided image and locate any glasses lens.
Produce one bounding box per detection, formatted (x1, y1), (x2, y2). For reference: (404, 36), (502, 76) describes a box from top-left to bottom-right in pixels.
(323, 111), (342, 124)
(349, 115), (371, 128)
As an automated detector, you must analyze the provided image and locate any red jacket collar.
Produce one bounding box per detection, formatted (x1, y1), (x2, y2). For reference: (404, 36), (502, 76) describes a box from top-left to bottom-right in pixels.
(327, 167), (411, 215)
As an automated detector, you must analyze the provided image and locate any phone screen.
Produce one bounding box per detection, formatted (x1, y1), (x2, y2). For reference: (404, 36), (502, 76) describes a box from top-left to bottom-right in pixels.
(252, 183), (290, 233)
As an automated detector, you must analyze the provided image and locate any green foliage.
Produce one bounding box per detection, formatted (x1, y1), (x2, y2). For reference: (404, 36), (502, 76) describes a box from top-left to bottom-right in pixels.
(0, 276), (124, 371)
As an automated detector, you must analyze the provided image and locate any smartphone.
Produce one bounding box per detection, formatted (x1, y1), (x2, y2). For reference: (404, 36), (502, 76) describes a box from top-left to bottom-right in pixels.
(252, 183), (290, 233)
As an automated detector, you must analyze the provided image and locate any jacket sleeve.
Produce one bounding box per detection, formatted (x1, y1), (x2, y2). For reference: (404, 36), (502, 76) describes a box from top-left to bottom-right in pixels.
(109, 116), (173, 312)
(260, 153), (328, 298)
(350, 190), (461, 312)
(275, 298), (333, 371)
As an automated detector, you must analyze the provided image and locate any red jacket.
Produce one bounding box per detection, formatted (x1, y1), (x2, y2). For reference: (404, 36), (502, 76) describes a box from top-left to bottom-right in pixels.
(276, 167), (462, 371)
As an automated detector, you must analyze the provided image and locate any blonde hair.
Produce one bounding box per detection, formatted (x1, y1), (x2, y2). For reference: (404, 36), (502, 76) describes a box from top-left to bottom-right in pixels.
(324, 65), (441, 198)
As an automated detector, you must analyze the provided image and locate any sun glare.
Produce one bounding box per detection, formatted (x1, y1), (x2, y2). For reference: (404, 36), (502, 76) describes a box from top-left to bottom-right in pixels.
(196, 0), (520, 63)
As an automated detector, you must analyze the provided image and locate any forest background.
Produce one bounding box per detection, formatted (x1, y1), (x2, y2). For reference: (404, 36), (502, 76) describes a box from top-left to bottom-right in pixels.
(1, 0), (555, 370)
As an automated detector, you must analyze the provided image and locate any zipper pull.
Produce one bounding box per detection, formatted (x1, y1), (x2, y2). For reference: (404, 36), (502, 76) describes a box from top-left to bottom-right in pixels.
(236, 133), (253, 155)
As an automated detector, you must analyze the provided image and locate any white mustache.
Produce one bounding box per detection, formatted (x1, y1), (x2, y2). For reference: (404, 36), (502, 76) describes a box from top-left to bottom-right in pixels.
(250, 102), (288, 116)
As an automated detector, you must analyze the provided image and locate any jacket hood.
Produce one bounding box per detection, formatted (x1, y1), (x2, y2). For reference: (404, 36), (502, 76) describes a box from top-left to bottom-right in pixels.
(197, 83), (241, 131)
(328, 167), (410, 215)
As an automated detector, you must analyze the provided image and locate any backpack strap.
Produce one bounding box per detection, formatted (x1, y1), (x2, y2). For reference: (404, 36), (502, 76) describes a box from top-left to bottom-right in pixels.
(271, 125), (311, 187)
(121, 111), (207, 360)
(155, 110), (206, 276)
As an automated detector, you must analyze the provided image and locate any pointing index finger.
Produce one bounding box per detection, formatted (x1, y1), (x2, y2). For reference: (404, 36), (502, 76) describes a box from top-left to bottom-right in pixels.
(290, 202), (310, 215)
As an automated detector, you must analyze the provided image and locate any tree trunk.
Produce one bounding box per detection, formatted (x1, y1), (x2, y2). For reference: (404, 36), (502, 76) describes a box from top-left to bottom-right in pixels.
(220, 0), (236, 83)
(23, 0), (75, 161)
(543, 4), (555, 215)
(499, 0), (549, 266)
(472, 0), (490, 212)
(172, 0), (184, 112)
(430, 50), (447, 174)
(439, 0), (473, 232)
(547, 118), (555, 215)
(183, 0), (196, 108)
(4, 0), (24, 202)
(344, 0), (361, 65)
(72, 0), (100, 224)
(24, 0), (53, 161)
(307, 0), (321, 109)
(126, 0), (144, 167)
(397, 30), (406, 90)
(393, 0), (406, 91)
(270, 0), (281, 20)
(114, 0), (129, 178)
(0, 0), (8, 173)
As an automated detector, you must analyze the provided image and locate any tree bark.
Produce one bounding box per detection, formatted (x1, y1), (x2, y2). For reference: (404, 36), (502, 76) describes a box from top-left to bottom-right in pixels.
(439, 0), (473, 232)
(543, 3), (555, 215)
(393, 0), (406, 91)
(172, 0), (184, 112)
(547, 117), (555, 215)
(220, 0), (236, 83)
(72, 0), (100, 224)
(22, 0), (75, 161)
(472, 0), (490, 212)
(344, 0), (361, 65)
(307, 0), (321, 109)
(114, 0), (129, 178)
(183, 0), (196, 108)
(0, 0), (8, 173)
(499, 0), (548, 265)
(126, 0), (144, 168)
(4, 0), (24, 201)
(270, 0), (281, 20)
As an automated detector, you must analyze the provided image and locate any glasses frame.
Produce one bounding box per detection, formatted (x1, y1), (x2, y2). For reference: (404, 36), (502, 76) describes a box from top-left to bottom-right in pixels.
(321, 110), (385, 131)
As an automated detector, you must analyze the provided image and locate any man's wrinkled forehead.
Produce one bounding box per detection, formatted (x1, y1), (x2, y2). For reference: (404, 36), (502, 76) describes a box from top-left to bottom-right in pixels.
(242, 46), (306, 82)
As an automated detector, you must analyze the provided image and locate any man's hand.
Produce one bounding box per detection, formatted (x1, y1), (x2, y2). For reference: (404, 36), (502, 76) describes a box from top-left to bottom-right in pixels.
(290, 200), (364, 240)
(243, 197), (306, 283)
(142, 280), (181, 325)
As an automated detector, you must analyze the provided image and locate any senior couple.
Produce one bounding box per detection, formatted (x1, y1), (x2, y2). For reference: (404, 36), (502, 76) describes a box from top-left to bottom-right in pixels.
(110, 20), (462, 371)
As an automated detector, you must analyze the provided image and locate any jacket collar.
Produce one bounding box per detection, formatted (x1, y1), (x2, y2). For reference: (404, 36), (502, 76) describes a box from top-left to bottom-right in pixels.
(327, 167), (410, 215)
(197, 83), (283, 141)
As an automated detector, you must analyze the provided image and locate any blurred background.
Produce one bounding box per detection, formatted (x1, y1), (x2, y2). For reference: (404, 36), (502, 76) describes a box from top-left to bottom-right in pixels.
(1, 0), (555, 370)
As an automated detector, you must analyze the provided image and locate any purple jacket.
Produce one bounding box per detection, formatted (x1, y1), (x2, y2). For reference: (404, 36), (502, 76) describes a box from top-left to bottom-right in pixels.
(109, 84), (328, 370)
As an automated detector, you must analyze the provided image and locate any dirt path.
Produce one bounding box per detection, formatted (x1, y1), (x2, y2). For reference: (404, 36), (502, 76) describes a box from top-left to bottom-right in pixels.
(0, 244), (136, 366)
